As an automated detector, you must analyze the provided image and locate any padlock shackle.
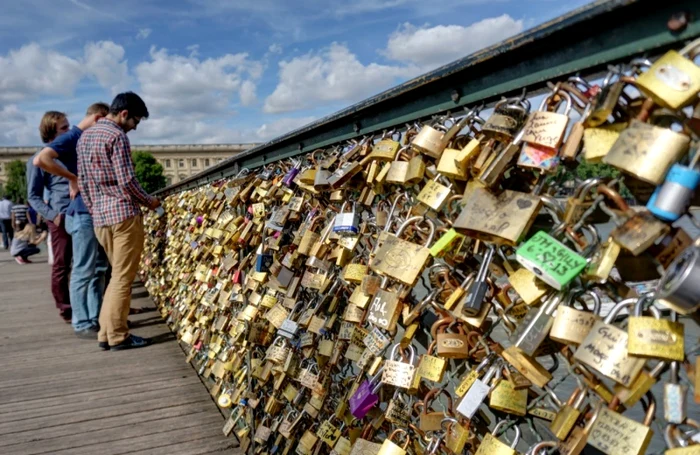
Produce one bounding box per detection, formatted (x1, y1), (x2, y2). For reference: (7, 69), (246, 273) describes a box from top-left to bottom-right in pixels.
(492, 420), (521, 448)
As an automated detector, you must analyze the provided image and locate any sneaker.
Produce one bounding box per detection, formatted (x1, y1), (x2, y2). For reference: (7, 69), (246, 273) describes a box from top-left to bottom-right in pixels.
(24, 258), (33, 263)
(98, 341), (110, 351)
(14, 257), (26, 264)
(110, 335), (152, 351)
(75, 329), (98, 340)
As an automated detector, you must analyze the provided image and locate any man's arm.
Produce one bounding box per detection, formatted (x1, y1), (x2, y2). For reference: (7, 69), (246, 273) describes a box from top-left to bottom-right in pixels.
(26, 161), (59, 222)
(112, 134), (159, 209)
(33, 147), (79, 199)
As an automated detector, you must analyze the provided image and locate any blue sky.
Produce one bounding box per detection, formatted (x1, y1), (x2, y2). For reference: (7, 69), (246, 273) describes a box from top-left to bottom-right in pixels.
(0, 0), (593, 146)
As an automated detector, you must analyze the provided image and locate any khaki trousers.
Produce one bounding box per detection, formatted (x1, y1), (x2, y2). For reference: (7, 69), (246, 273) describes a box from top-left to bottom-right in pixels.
(94, 215), (144, 345)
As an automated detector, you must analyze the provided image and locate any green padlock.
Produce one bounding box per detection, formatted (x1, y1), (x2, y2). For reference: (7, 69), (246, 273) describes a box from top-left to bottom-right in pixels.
(429, 228), (465, 258)
(515, 231), (587, 290)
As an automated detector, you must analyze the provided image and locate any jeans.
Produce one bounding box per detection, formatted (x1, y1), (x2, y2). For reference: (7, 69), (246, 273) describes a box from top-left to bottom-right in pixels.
(65, 213), (109, 332)
(14, 246), (40, 259)
(1, 219), (13, 249)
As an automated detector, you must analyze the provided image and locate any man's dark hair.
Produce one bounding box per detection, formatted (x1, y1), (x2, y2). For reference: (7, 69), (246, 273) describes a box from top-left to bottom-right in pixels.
(110, 92), (149, 119)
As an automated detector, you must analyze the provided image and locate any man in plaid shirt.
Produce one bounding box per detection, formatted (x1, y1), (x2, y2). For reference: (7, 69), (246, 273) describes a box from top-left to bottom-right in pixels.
(77, 92), (161, 350)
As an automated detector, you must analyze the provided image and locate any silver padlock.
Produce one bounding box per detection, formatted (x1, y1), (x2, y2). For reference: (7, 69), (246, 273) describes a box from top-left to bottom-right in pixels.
(664, 360), (688, 424)
(333, 202), (360, 236)
(508, 292), (565, 356)
(456, 356), (501, 419)
(657, 244), (700, 314)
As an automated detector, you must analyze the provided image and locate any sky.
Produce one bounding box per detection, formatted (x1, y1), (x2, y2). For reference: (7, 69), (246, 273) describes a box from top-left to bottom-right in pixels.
(0, 0), (594, 146)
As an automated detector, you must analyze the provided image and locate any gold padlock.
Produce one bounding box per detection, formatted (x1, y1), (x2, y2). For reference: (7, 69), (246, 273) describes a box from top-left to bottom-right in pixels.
(636, 37), (700, 109)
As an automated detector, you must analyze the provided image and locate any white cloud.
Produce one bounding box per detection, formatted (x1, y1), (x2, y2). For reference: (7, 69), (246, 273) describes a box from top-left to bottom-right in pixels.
(0, 44), (84, 103)
(239, 80), (257, 106)
(384, 15), (524, 69)
(84, 41), (131, 94)
(263, 43), (418, 114)
(268, 43), (282, 54)
(255, 116), (316, 141)
(0, 105), (36, 146)
(136, 28), (152, 39)
(134, 46), (264, 116)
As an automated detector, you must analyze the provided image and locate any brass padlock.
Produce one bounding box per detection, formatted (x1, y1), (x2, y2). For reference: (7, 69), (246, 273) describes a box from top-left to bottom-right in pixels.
(627, 294), (684, 361)
(432, 317), (469, 359)
(454, 186), (541, 246)
(573, 298), (647, 387)
(549, 289), (601, 345)
(636, 37), (700, 109)
(370, 216), (435, 286)
(604, 117), (690, 185)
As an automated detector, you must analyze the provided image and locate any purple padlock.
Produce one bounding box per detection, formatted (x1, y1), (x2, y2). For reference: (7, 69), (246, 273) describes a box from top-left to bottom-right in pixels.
(349, 369), (383, 419)
(282, 161), (301, 187)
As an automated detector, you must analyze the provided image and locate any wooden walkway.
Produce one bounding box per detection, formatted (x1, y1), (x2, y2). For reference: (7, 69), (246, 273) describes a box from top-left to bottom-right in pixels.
(0, 249), (238, 454)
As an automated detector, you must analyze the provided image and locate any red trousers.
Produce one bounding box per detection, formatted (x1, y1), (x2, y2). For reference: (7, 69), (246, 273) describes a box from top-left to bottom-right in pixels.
(48, 217), (72, 313)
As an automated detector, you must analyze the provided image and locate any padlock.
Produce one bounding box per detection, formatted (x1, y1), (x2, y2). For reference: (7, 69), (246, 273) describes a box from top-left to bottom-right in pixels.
(549, 288), (602, 345)
(549, 387), (589, 440)
(664, 361), (689, 425)
(520, 87), (572, 150)
(627, 294), (684, 361)
(381, 344), (416, 389)
(416, 340), (447, 382)
(377, 429), (410, 455)
(481, 97), (530, 142)
(411, 115), (472, 159)
(456, 359), (501, 419)
(573, 298), (647, 387)
(562, 177), (608, 225)
(473, 420), (521, 455)
(657, 244), (700, 314)
(416, 175), (453, 211)
(333, 202), (361, 236)
(432, 318), (470, 359)
(613, 360), (667, 408)
(586, 69), (636, 126)
(255, 235), (273, 273)
(508, 291), (564, 356)
(298, 216), (325, 256)
(442, 417), (470, 454)
(328, 160), (363, 189)
(515, 230), (588, 290)
(586, 393), (655, 455)
(489, 377), (527, 416)
(636, 37), (700, 109)
(419, 388), (454, 431)
(461, 244), (495, 316)
(283, 159), (302, 187)
(647, 151), (700, 221)
(370, 216), (435, 285)
(604, 114), (691, 185)
(598, 184), (670, 256)
(454, 186), (541, 246)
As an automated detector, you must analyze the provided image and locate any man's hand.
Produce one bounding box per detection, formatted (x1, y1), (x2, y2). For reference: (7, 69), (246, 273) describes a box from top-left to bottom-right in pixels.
(53, 214), (62, 227)
(148, 198), (161, 210)
(69, 178), (80, 199)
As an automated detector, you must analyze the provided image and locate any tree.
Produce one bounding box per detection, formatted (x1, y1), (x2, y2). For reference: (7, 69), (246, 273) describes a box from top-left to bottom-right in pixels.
(132, 151), (167, 194)
(5, 160), (27, 203)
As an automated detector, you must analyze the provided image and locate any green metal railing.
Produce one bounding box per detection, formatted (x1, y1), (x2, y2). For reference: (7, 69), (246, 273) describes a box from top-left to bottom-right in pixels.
(155, 0), (700, 197)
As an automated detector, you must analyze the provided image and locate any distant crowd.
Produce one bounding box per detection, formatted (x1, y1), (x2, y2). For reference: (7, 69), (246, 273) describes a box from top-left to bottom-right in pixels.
(1, 92), (162, 351)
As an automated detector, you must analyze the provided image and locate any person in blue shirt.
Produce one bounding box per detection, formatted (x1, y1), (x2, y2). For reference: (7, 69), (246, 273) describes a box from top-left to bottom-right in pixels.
(33, 103), (111, 339)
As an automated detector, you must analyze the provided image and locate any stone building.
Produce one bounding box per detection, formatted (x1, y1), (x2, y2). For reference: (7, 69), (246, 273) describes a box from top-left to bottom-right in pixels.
(0, 143), (258, 186)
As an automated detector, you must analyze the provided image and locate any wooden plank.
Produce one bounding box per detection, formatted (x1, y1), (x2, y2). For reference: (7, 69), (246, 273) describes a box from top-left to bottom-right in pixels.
(0, 250), (231, 454)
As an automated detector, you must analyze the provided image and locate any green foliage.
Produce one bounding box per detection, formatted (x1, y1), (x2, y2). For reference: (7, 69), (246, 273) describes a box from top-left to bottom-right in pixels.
(548, 160), (632, 199)
(5, 160), (27, 203)
(132, 151), (167, 194)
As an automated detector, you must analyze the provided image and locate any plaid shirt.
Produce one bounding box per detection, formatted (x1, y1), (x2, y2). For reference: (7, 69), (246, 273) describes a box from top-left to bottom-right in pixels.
(77, 118), (154, 227)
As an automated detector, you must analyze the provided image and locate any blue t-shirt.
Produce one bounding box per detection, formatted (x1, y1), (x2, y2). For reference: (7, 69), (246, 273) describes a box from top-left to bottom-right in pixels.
(47, 126), (89, 215)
